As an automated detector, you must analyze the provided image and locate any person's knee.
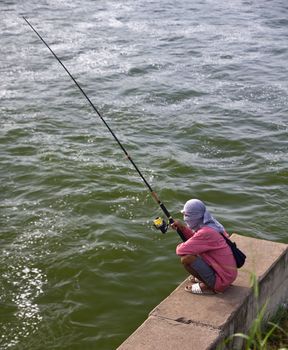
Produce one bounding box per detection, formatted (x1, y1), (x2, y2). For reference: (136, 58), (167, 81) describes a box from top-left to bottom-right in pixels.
(180, 254), (197, 266)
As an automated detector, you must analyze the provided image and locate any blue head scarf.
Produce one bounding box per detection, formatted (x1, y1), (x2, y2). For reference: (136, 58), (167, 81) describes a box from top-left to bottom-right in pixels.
(181, 199), (225, 233)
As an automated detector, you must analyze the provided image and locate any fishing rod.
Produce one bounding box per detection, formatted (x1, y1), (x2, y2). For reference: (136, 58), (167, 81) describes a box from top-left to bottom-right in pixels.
(23, 16), (186, 242)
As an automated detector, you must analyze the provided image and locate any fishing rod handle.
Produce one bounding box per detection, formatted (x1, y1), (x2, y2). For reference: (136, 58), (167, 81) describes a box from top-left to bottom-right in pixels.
(176, 228), (186, 242)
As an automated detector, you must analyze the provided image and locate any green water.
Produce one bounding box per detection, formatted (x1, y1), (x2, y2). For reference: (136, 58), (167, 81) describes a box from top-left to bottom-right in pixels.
(1, 0), (287, 349)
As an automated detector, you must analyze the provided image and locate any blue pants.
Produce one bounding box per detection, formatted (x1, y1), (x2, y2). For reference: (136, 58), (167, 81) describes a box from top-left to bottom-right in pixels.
(191, 257), (216, 289)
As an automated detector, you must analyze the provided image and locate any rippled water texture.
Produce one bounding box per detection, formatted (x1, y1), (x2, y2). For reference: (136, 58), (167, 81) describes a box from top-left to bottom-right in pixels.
(0, 0), (287, 349)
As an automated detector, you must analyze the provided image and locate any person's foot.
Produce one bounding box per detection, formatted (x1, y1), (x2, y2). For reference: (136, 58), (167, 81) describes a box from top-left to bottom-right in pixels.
(188, 275), (201, 283)
(185, 282), (215, 295)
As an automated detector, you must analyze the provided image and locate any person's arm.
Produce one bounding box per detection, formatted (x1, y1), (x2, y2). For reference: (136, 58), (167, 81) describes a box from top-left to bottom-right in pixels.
(171, 220), (194, 241)
(180, 254), (197, 265)
(176, 229), (214, 256)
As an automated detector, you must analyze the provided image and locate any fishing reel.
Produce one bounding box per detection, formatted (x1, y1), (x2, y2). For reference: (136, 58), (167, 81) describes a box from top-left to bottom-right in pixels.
(153, 217), (169, 234)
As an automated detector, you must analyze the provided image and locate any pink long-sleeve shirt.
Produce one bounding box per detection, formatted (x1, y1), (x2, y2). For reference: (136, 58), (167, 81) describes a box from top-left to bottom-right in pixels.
(176, 225), (237, 292)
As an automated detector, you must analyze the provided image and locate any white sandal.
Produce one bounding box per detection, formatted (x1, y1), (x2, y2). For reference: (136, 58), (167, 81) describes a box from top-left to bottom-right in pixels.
(185, 283), (215, 295)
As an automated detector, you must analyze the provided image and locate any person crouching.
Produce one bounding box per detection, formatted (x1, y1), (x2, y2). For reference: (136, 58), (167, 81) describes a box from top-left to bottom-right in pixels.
(171, 199), (237, 295)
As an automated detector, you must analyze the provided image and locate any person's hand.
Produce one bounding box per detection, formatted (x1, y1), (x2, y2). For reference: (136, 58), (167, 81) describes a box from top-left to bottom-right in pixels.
(171, 219), (185, 231)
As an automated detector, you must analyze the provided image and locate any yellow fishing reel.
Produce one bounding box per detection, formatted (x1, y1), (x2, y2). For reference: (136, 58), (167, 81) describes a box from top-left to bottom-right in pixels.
(153, 216), (169, 234)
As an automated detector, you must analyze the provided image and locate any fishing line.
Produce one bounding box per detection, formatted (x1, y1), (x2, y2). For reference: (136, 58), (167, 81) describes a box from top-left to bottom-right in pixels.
(23, 16), (185, 242)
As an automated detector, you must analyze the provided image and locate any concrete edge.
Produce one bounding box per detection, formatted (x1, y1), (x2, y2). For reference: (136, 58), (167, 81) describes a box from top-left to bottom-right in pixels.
(117, 236), (288, 350)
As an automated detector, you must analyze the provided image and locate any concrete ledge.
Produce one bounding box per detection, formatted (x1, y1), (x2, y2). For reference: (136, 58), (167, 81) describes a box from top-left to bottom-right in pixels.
(117, 315), (221, 350)
(117, 235), (288, 350)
